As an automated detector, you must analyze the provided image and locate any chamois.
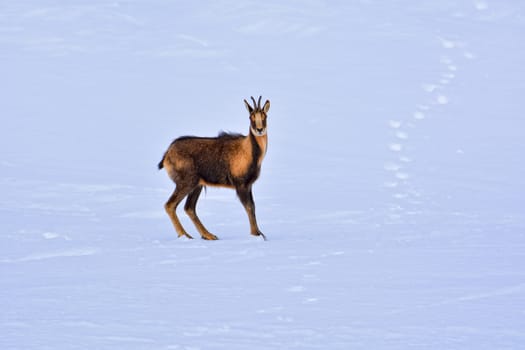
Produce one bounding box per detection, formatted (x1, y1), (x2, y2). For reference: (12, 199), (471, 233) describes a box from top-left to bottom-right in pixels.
(158, 96), (270, 240)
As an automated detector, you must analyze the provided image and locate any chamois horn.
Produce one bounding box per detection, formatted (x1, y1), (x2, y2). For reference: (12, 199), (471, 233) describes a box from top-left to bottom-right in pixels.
(257, 95), (262, 110)
(250, 96), (257, 111)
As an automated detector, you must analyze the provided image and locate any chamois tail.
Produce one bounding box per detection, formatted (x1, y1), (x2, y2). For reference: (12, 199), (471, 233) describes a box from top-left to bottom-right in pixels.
(158, 153), (166, 170)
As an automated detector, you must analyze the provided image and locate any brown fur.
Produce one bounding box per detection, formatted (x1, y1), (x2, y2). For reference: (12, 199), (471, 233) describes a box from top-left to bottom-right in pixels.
(158, 96), (270, 240)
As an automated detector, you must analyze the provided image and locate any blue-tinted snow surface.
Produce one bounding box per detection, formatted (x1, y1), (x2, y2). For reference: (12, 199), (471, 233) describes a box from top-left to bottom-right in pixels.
(1, 1), (524, 349)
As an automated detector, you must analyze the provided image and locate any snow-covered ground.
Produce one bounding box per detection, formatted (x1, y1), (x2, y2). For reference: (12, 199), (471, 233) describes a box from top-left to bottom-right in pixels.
(2, 1), (525, 349)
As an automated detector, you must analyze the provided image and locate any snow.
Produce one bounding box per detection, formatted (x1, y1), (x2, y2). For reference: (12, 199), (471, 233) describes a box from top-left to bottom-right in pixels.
(2, 1), (525, 349)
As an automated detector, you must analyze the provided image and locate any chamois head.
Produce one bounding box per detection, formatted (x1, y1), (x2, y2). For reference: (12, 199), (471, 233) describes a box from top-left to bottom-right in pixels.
(244, 96), (270, 137)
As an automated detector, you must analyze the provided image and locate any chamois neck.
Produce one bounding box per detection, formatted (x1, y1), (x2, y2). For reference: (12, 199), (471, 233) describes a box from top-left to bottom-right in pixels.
(249, 128), (267, 161)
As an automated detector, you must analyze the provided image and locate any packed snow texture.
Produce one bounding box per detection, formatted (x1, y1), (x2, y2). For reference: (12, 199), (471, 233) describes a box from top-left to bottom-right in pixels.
(1, 1), (525, 349)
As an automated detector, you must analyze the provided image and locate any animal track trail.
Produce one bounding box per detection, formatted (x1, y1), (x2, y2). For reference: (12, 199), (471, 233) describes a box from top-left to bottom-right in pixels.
(384, 18), (478, 222)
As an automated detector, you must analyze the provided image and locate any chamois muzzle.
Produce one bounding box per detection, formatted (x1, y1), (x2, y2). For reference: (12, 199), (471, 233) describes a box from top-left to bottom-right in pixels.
(251, 125), (267, 137)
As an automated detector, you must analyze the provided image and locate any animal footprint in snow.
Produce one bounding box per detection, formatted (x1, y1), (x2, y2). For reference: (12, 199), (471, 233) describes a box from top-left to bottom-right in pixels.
(277, 316), (294, 323)
(389, 120), (402, 129)
(436, 95), (449, 105)
(257, 306), (283, 314)
(384, 181), (398, 188)
(464, 51), (476, 60)
(413, 111), (425, 120)
(396, 131), (408, 140)
(389, 143), (403, 152)
(423, 84), (438, 93)
(43, 232), (71, 241)
(440, 56), (453, 65)
(320, 251), (345, 258)
(395, 172), (409, 180)
(384, 162), (401, 172)
(439, 37), (459, 49)
(474, 1), (488, 11)
(303, 298), (318, 304)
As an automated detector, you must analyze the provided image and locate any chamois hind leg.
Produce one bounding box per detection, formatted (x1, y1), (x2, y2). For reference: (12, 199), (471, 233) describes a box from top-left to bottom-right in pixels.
(236, 185), (266, 240)
(184, 186), (218, 240)
(165, 184), (195, 239)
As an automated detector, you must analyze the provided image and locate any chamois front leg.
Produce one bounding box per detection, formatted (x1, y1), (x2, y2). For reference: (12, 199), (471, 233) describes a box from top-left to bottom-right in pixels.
(184, 186), (218, 240)
(236, 185), (266, 240)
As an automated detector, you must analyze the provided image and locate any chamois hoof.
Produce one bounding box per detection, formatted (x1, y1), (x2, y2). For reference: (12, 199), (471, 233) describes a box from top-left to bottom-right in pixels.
(202, 233), (219, 240)
(252, 231), (267, 241)
(178, 232), (194, 240)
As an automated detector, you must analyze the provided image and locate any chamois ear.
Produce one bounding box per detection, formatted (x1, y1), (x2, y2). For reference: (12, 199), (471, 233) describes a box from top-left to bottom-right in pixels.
(244, 99), (253, 114)
(262, 100), (270, 113)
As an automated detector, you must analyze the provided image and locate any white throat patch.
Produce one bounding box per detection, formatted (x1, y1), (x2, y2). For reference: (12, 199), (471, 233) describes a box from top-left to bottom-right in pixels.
(251, 127), (267, 137)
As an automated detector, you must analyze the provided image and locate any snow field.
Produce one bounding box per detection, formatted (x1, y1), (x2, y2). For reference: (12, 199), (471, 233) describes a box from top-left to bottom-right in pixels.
(2, 1), (525, 349)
